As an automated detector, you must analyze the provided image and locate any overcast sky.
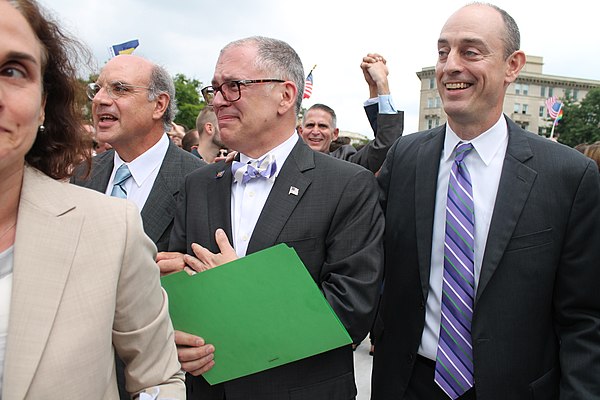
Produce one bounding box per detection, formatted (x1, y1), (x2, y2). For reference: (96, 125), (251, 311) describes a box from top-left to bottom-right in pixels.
(38, 0), (598, 138)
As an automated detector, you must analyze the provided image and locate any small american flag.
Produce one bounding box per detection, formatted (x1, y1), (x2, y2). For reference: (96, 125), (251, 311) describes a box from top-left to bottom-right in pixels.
(303, 71), (313, 99)
(545, 96), (563, 120)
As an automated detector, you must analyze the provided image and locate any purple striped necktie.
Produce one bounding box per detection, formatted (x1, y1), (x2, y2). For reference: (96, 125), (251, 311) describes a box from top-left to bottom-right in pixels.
(435, 142), (475, 399)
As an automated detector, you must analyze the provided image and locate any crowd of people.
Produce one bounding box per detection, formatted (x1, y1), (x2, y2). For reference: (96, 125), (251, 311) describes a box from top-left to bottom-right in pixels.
(1, 0), (599, 399)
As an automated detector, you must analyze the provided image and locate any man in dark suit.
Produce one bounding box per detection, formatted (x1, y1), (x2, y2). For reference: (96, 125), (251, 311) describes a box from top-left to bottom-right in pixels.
(71, 55), (204, 252)
(160, 36), (384, 399)
(372, 4), (600, 400)
(71, 55), (203, 400)
(299, 54), (403, 173)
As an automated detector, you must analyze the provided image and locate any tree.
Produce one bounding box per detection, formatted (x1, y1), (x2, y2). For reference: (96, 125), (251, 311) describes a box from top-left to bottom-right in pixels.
(77, 73), (98, 124)
(557, 87), (600, 147)
(173, 73), (206, 130)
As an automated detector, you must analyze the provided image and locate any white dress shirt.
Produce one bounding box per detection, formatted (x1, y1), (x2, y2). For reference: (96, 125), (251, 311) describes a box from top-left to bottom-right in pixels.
(105, 134), (170, 211)
(419, 115), (509, 360)
(231, 133), (298, 257)
(364, 94), (397, 114)
(0, 245), (14, 394)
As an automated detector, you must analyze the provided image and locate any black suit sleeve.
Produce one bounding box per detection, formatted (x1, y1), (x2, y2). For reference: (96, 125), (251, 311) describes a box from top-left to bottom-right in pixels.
(554, 160), (600, 398)
(365, 103), (379, 133)
(320, 168), (385, 343)
(350, 105), (404, 173)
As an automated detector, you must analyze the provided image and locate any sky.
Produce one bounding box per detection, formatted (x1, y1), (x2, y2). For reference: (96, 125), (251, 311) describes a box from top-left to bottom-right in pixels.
(38, 0), (599, 138)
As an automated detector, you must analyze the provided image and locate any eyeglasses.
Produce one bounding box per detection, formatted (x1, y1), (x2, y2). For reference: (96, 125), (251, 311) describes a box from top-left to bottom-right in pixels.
(201, 79), (285, 105)
(86, 81), (152, 101)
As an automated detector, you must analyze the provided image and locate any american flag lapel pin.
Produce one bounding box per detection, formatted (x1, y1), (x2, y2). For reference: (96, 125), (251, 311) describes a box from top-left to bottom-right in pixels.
(216, 170), (225, 178)
(288, 186), (299, 196)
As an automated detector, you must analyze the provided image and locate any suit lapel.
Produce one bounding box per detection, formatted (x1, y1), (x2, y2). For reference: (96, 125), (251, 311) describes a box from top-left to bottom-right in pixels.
(207, 162), (234, 250)
(4, 167), (83, 399)
(87, 150), (115, 192)
(476, 120), (536, 302)
(141, 142), (180, 242)
(415, 128), (445, 300)
(246, 141), (313, 254)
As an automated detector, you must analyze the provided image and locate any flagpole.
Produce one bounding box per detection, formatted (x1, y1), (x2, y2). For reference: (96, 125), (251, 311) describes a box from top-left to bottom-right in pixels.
(549, 102), (563, 139)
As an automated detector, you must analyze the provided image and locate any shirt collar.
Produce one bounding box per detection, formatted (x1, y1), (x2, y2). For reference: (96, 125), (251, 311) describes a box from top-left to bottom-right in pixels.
(239, 132), (298, 178)
(443, 115), (508, 166)
(113, 134), (170, 186)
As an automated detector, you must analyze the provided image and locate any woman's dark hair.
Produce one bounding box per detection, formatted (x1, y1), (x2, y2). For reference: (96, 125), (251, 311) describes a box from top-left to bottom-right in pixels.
(11, 0), (92, 179)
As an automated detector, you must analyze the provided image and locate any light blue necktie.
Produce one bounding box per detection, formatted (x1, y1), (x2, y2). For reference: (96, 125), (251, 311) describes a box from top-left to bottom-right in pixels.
(110, 164), (132, 199)
(435, 142), (475, 399)
(231, 154), (277, 184)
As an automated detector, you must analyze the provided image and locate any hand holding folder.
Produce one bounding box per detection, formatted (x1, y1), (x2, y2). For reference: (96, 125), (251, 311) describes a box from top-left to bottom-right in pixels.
(160, 244), (352, 385)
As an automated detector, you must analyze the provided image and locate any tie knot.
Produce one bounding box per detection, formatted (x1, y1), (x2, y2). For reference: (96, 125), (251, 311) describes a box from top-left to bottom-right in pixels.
(113, 164), (132, 185)
(232, 154), (277, 184)
(454, 142), (473, 163)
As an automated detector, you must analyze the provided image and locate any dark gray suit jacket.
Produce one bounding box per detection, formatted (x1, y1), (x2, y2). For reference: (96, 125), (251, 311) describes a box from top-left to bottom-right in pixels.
(71, 140), (205, 251)
(169, 139), (384, 400)
(329, 104), (403, 173)
(371, 117), (600, 399)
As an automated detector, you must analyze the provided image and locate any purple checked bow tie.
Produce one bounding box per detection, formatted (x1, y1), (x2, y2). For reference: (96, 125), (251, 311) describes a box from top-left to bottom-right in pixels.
(231, 154), (277, 184)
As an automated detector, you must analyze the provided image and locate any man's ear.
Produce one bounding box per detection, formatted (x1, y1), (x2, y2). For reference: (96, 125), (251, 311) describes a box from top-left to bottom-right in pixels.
(505, 50), (526, 85)
(332, 128), (339, 141)
(205, 122), (214, 135)
(153, 92), (170, 120)
(277, 81), (297, 115)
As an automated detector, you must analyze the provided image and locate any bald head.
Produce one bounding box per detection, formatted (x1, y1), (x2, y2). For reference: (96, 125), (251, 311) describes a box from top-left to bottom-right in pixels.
(92, 55), (175, 161)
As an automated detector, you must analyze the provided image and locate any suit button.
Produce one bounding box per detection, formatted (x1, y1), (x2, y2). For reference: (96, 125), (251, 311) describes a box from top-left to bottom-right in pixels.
(408, 353), (414, 362)
(419, 301), (425, 310)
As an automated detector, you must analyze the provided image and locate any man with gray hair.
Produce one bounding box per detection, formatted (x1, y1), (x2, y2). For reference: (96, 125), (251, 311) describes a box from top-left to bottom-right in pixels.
(160, 36), (384, 399)
(73, 54), (204, 251)
(299, 54), (403, 173)
(71, 54), (204, 399)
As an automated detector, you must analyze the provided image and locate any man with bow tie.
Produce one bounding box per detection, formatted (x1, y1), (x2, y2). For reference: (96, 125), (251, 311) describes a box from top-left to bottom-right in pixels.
(157, 36), (384, 400)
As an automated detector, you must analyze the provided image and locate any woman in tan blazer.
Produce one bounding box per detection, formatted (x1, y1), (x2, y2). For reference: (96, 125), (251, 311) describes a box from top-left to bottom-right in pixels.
(0, 1), (184, 398)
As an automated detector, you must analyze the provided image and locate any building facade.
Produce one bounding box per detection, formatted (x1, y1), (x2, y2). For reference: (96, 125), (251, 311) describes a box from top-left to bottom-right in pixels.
(416, 55), (600, 135)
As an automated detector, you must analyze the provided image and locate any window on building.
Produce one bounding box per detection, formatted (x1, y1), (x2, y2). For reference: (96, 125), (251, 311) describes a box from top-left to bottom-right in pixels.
(427, 98), (434, 108)
(573, 89), (579, 100)
(427, 118), (434, 129)
(538, 127), (547, 135)
(539, 105), (545, 117)
(548, 87), (554, 97)
(522, 104), (528, 114)
(521, 122), (529, 130)
(513, 103), (520, 113)
(515, 83), (521, 95)
(522, 84), (529, 96)
(436, 97), (442, 108)
(429, 79), (435, 89)
(541, 86), (546, 97)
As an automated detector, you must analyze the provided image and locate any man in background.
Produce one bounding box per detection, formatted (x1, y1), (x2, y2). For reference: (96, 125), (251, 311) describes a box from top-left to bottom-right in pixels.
(192, 107), (226, 163)
(299, 53), (403, 173)
(72, 54), (204, 252)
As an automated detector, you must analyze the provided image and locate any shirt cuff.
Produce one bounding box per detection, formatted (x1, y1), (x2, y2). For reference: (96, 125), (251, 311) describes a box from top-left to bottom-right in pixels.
(378, 94), (397, 114)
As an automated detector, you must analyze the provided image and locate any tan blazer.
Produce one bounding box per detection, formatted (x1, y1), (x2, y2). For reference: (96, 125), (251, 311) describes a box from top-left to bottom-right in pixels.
(2, 166), (185, 399)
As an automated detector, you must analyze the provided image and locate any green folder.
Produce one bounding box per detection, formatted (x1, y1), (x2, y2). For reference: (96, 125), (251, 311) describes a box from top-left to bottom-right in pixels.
(160, 243), (352, 385)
